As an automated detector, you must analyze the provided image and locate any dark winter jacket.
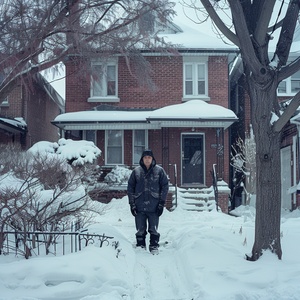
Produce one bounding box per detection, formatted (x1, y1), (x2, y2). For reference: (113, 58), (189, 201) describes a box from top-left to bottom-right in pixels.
(127, 156), (169, 213)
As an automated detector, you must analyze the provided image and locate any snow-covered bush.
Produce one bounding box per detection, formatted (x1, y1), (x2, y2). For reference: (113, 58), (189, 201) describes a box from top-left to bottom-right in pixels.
(104, 165), (132, 185)
(28, 138), (101, 166)
(0, 139), (104, 258)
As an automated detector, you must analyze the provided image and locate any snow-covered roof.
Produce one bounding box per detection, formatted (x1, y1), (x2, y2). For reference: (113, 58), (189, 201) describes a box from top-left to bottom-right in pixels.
(161, 1), (237, 51)
(35, 73), (65, 112)
(0, 117), (27, 134)
(52, 100), (238, 130)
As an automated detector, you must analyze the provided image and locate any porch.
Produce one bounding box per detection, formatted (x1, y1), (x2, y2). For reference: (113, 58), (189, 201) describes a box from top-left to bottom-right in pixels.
(52, 100), (238, 189)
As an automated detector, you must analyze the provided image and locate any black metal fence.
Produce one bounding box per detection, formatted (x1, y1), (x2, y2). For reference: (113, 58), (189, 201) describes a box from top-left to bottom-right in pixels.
(0, 224), (115, 259)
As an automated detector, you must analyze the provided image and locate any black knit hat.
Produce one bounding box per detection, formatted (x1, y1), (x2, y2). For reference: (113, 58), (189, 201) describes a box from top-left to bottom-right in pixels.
(141, 149), (154, 158)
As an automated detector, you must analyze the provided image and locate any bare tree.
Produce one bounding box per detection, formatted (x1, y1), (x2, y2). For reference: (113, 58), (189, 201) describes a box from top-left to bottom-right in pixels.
(0, 0), (175, 98)
(183, 0), (300, 260)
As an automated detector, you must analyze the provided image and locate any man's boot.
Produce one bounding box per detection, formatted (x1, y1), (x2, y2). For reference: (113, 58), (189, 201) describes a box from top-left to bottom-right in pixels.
(136, 235), (146, 249)
(149, 234), (159, 254)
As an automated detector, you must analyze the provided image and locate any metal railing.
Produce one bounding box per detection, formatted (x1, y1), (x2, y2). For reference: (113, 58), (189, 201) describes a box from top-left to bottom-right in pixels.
(0, 225), (115, 259)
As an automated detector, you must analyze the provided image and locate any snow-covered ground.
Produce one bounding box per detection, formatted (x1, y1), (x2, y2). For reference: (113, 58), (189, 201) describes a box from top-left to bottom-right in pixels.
(1, 195), (300, 300)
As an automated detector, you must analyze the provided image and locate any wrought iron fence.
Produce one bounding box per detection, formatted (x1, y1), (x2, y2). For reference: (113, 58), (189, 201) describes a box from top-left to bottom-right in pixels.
(0, 223), (115, 259)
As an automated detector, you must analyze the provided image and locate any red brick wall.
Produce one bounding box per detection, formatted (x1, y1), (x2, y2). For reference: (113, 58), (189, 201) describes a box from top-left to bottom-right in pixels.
(0, 85), (23, 118)
(0, 83), (60, 149)
(25, 85), (61, 148)
(118, 56), (183, 108)
(208, 56), (229, 106)
(65, 55), (230, 112)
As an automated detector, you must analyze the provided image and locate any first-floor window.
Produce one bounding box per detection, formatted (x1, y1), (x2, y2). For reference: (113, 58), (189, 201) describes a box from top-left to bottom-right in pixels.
(133, 130), (148, 164)
(83, 130), (96, 144)
(66, 130), (82, 140)
(106, 130), (123, 164)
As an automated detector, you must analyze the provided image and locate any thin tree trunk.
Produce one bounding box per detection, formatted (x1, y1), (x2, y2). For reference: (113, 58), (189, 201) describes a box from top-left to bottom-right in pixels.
(247, 76), (282, 260)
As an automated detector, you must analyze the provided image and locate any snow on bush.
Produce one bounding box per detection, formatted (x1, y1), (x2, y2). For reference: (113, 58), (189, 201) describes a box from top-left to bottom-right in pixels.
(28, 138), (101, 166)
(104, 165), (132, 185)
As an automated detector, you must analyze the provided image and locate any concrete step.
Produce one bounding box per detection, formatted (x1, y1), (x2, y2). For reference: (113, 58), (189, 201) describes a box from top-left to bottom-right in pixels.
(175, 188), (216, 211)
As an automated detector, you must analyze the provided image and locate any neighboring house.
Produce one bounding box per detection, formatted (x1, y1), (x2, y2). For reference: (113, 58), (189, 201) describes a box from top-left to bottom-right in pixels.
(230, 53), (300, 210)
(52, 4), (239, 194)
(0, 73), (64, 149)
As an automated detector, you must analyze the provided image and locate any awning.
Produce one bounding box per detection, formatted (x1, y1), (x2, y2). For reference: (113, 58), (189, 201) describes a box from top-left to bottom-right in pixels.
(146, 100), (238, 129)
(0, 117), (27, 134)
(52, 100), (238, 130)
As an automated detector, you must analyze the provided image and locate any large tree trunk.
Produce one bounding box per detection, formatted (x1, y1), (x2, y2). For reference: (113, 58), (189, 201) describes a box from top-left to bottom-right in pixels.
(247, 75), (282, 260)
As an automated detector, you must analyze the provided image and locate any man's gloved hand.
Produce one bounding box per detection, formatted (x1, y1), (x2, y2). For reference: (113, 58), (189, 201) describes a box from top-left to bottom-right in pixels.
(156, 204), (164, 217)
(130, 204), (137, 217)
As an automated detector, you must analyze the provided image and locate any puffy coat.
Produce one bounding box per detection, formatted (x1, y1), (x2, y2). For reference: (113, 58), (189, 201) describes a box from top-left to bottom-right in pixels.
(127, 156), (169, 213)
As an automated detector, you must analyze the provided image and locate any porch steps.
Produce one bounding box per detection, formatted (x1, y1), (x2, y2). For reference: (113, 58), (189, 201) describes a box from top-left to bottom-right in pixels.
(175, 187), (216, 212)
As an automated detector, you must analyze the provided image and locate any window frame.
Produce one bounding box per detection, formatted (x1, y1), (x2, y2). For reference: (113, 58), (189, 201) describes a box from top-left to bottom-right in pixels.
(291, 70), (300, 94)
(277, 73), (300, 95)
(88, 60), (120, 103)
(132, 129), (148, 165)
(183, 61), (208, 99)
(105, 129), (124, 165)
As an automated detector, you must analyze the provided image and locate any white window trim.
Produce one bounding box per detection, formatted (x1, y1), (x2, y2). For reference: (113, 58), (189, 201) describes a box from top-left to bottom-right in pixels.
(132, 129), (148, 165)
(88, 60), (119, 103)
(278, 76), (300, 96)
(105, 130), (124, 165)
(183, 62), (209, 101)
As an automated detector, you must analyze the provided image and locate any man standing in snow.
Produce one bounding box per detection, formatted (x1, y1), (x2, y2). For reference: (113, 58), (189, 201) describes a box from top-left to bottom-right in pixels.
(127, 149), (169, 254)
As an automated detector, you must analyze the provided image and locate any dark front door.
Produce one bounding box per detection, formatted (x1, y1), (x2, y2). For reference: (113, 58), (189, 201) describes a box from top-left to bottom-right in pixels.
(182, 134), (204, 185)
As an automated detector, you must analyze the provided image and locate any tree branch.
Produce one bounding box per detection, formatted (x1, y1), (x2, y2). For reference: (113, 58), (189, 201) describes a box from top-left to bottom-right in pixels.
(253, 0), (276, 46)
(275, 0), (300, 68)
(200, 0), (240, 46)
(278, 56), (300, 82)
(227, 0), (262, 73)
(273, 91), (300, 132)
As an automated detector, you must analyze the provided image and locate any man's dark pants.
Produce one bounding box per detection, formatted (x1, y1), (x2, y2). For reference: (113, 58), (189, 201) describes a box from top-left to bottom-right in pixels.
(135, 212), (160, 250)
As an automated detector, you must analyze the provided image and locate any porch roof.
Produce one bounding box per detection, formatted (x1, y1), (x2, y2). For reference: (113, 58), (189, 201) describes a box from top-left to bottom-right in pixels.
(52, 100), (238, 130)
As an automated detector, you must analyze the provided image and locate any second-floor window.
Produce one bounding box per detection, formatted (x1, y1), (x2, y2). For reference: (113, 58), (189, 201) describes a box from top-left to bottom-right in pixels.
(278, 70), (300, 95)
(184, 63), (207, 97)
(91, 63), (117, 98)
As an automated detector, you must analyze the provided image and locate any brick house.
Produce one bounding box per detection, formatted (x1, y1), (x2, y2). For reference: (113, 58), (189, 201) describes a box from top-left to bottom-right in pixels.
(0, 73), (64, 149)
(52, 8), (239, 210)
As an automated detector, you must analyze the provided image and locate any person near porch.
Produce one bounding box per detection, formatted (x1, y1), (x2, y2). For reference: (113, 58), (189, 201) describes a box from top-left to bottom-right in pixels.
(127, 149), (169, 254)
